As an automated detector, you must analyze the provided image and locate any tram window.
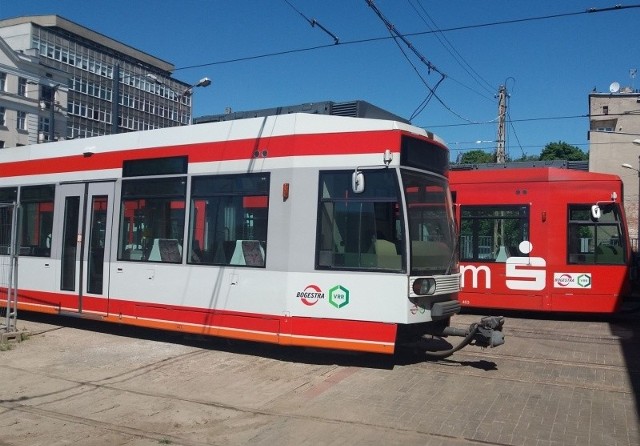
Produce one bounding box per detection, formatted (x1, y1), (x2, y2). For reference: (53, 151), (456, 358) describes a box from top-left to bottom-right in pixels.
(0, 187), (18, 255)
(568, 204), (625, 265)
(123, 156), (187, 177)
(316, 170), (403, 271)
(19, 185), (55, 257)
(188, 173), (269, 267)
(459, 206), (529, 262)
(118, 177), (186, 263)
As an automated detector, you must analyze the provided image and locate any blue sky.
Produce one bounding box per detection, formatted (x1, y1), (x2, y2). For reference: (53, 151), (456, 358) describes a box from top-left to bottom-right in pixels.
(2, 1), (639, 159)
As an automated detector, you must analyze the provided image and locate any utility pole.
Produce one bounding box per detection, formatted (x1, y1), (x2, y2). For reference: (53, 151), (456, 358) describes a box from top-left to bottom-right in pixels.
(496, 85), (507, 163)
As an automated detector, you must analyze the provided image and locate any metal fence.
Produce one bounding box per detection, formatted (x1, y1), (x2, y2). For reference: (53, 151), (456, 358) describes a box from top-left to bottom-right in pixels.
(0, 202), (19, 335)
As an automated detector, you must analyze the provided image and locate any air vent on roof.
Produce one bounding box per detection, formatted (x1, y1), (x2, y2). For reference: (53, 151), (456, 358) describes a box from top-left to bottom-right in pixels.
(331, 101), (358, 117)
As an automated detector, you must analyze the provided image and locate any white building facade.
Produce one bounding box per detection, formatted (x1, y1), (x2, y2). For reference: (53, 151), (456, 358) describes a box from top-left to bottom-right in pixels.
(589, 88), (640, 244)
(0, 15), (193, 144)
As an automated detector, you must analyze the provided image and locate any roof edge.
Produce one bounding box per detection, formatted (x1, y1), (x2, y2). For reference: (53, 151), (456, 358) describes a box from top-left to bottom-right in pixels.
(0, 15), (174, 73)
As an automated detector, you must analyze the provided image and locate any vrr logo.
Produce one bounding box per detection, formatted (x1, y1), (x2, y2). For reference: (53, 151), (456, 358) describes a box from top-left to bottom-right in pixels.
(329, 285), (350, 308)
(577, 274), (592, 288)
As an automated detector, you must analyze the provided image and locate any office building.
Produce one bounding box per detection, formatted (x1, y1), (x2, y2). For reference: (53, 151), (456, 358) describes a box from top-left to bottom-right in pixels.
(0, 15), (196, 145)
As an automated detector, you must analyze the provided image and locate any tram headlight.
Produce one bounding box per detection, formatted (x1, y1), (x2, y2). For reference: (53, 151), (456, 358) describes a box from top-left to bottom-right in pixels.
(412, 278), (436, 295)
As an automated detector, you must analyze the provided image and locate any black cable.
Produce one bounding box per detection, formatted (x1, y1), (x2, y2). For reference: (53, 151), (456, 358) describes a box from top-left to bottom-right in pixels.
(283, 0), (340, 44)
(424, 113), (589, 129)
(174, 4), (640, 71)
(409, 0), (495, 96)
(423, 323), (478, 359)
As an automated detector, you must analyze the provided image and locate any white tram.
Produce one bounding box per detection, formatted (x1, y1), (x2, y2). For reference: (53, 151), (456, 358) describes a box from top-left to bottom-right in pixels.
(0, 112), (503, 355)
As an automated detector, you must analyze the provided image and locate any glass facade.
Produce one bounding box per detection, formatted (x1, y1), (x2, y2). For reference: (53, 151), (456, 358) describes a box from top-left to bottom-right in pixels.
(27, 23), (191, 139)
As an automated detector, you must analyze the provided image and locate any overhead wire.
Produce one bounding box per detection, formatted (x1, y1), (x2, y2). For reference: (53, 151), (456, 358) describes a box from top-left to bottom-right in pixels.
(364, 0), (452, 122)
(282, 0), (340, 44)
(425, 113), (589, 129)
(173, 3), (637, 148)
(507, 112), (526, 158)
(366, 0), (495, 124)
(408, 0), (495, 97)
(174, 5), (639, 71)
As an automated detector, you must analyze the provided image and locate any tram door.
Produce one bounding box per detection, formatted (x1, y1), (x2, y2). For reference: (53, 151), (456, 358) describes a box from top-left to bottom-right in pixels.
(57, 182), (115, 313)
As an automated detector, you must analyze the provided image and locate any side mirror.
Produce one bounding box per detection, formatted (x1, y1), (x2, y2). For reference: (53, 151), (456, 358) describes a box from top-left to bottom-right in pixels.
(591, 205), (601, 220)
(352, 170), (365, 194)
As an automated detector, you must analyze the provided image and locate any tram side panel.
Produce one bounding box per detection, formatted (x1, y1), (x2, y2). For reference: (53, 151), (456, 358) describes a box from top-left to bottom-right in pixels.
(456, 180), (550, 311)
(275, 164), (408, 353)
(106, 156), (291, 340)
(103, 161), (406, 353)
(546, 178), (630, 312)
(454, 171), (630, 313)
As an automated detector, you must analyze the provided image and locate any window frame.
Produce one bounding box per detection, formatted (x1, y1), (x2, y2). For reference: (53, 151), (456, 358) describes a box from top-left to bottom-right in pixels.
(117, 176), (187, 263)
(18, 184), (56, 257)
(187, 172), (270, 268)
(315, 169), (405, 272)
(459, 204), (530, 263)
(567, 203), (626, 265)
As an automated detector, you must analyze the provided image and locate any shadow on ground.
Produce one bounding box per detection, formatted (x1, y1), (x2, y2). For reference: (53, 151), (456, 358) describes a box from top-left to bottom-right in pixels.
(15, 310), (497, 372)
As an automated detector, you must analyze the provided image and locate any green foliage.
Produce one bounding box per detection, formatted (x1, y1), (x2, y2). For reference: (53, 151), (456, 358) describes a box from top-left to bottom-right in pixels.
(512, 154), (539, 162)
(539, 141), (588, 161)
(458, 149), (495, 164)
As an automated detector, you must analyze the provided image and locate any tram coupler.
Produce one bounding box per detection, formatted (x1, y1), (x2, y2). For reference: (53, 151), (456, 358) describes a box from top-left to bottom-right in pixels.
(443, 316), (505, 348)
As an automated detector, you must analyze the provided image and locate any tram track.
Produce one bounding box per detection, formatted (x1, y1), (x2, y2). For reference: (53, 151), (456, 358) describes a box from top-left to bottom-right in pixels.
(0, 357), (512, 446)
(2, 352), (631, 446)
(0, 396), (517, 446)
(452, 319), (636, 345)
(1, 319), (637, 445)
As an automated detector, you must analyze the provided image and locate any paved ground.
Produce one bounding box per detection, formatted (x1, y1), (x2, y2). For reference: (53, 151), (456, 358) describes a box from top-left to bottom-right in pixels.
(0, 305), (638, 446)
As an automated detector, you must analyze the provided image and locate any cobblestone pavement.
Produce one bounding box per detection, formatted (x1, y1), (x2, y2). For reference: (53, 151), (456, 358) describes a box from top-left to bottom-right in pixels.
(0, 307), (638, 446)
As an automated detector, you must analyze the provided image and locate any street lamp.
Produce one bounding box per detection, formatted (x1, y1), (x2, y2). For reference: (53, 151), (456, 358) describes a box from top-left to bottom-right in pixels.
(111, 65), (211, 133)
(146, 74), (212, 125)
(27, 81), (62, 142)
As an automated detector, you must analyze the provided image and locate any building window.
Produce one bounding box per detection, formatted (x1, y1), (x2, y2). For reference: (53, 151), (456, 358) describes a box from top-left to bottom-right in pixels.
(41, 85), (56, 109)
(459, 205), (529, 262)
(0, 107), (5, 126)
(38, 117), (51, 141)
(18, 78), (28, 97)
(591, 118), (617, 133)
(0, 72), (6, 92)
(17, 111), (27, 130)
(602, 106), (609, 115)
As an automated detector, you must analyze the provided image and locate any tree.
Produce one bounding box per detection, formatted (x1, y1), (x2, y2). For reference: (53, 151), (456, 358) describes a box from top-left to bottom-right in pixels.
(513, 154), (539, 162)
(458, 149), (495, 164)
(539, 141), (588, 161)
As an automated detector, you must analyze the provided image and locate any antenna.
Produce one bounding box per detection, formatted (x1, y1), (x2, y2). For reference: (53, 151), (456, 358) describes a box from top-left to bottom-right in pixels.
(609, 81), (620, 93)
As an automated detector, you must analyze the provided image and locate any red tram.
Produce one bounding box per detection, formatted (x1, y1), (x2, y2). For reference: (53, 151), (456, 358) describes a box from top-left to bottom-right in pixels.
(449, 165), (632, 313)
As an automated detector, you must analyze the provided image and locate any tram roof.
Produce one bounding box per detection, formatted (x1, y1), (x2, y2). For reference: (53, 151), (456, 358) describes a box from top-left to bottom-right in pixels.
(449, 165), (621, 184)
(0, 112), (438, 164)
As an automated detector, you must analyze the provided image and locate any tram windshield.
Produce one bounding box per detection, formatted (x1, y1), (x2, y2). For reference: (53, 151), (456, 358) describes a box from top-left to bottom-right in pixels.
(316, 168), (456, 275)
(317, 169), (403, 271)
(402, 170), (456, 275)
